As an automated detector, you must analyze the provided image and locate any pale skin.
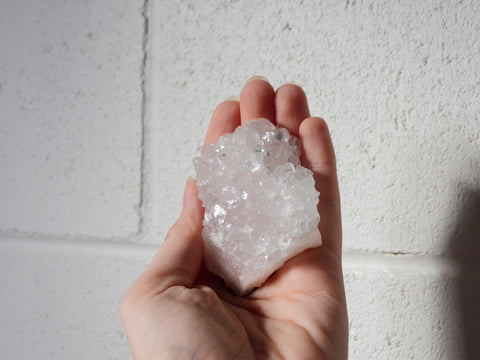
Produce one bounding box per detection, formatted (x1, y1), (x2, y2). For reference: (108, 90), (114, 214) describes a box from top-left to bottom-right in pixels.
(120, 77), (348, 359)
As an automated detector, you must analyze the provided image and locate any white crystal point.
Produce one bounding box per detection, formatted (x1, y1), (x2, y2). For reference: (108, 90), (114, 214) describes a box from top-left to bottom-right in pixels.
(193, 118), (321, 295)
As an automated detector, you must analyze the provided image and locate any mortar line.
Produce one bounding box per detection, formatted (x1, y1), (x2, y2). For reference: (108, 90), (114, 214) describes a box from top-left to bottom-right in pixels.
(0, 234), (158, 255)
(0, 233), (471, 275)
(342, 250), (462, 276)
(135, 0), (151, 242)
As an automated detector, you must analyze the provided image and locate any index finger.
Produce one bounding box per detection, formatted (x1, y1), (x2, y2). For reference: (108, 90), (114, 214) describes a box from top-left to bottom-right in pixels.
(204, 99), (241, 146)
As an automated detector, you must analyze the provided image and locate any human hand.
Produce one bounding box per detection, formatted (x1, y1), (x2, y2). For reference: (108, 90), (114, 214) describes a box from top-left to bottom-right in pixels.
(120, 77), (348, 359)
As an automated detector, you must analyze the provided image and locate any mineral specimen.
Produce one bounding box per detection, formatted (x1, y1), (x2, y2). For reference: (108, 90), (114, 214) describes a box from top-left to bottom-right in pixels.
(193, 118), (321, 295)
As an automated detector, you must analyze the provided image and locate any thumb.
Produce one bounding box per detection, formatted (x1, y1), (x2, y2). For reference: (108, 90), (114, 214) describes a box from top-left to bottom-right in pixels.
(142, 177), (205, 293)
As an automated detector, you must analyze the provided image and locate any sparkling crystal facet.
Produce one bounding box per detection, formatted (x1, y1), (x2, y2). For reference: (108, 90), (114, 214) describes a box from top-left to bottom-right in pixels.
(193, 118), (321, 295)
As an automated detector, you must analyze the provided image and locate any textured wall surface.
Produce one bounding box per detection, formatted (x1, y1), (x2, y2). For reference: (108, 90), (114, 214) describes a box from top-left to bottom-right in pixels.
(1, 0), (479, 359)
(0, 0), (144, 239)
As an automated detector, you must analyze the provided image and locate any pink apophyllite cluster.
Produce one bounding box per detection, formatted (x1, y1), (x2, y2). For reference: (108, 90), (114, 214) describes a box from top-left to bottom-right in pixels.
(193, 118), (321, 295)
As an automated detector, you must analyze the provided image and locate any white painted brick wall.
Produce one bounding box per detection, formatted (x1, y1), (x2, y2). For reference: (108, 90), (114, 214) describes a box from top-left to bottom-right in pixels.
(0, 0), (144, 239)
(1, 0), (479, 359)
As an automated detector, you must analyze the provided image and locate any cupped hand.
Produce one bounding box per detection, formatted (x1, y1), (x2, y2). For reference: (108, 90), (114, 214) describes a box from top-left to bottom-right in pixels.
(120, 77), (348, 360)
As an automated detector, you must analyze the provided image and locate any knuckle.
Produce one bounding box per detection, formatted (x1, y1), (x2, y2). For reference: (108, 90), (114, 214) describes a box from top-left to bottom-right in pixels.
(165, 225), (177, 242)
(119, 280), (149, 320)
(119, 290), (134, 320)
(178, 286), (218, 312)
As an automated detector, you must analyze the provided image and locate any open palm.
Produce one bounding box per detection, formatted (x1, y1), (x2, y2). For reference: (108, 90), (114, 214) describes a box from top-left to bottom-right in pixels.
(121, 77), (348, 359)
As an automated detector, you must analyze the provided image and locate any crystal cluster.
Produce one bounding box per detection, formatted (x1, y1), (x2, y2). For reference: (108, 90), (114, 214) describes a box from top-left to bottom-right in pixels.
(193, 118), (321, 295)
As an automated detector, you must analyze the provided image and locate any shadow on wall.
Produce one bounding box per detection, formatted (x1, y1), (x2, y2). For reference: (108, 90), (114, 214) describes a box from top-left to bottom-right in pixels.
(445, 186), (480, 360)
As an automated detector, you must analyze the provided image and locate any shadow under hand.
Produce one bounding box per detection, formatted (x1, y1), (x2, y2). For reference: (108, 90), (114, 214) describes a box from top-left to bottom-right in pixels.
(445, 186), (480, 360)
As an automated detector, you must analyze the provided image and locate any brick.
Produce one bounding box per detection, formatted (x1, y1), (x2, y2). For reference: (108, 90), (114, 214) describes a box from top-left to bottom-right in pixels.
(0, 240), (152, 359)
(0, 0), (145, 239)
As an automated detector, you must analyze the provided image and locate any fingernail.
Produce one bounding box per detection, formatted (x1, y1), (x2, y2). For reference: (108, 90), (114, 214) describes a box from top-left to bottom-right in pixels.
(225, 95), (240, 102)
(246, 75), (269, 84)
(183, 176), (195, 207)
(284, 81), (302, 87)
